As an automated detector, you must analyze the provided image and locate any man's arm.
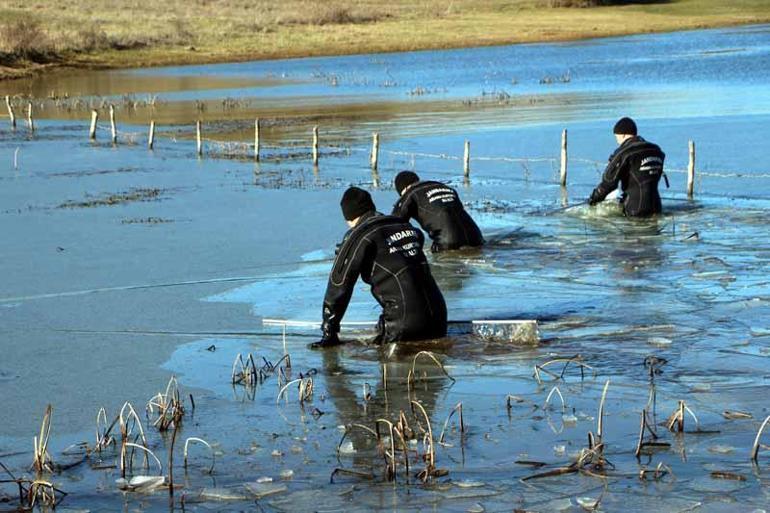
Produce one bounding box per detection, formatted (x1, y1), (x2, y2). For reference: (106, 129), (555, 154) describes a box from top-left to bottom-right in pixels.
(391, 194), (414, 220)
(589, 151), (625, 205)
(316, 232), (372, 346)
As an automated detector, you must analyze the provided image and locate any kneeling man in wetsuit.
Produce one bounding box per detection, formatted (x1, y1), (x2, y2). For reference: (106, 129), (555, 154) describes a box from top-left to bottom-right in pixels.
(312, 187), (447, 348)
(588, 117), (667, 217)
(392, 171), (484, 252)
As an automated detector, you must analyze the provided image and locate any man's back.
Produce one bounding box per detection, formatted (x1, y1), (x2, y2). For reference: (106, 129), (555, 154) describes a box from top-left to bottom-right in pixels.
(392, 180), (483, 251)
(589, 118), (666, 218)
(611, 137), (665, 217)
(327, 212), (447, 343)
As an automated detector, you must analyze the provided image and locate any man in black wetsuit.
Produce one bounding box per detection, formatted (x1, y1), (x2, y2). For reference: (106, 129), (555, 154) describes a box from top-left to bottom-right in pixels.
(312, 187), (447, 348)
(392, 171), (484, 252)
(588, 117), (667, 217)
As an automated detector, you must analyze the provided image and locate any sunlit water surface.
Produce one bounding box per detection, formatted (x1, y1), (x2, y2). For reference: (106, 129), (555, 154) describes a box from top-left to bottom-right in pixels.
(1, 25), (770, 512)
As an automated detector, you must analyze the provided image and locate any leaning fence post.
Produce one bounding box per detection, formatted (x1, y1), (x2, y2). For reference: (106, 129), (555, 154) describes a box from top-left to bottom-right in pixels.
(109, 104), (117, 144)
(370, 132), (379, 171)
(312, 125), (319, 165)
(463, 140), (470, 178)
(254, 118), (260, 161)
(148, 120), (156, 150)
(196, 120), (202, 156)
(4, 95), (15, 129)
(560, 129), (568, 187)
(26, 102), (34, 132)
(687, 140), (695, 199)
(89, 110), (98, 140)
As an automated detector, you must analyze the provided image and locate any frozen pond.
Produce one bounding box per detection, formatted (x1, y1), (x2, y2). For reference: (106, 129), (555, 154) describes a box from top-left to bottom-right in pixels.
(1, 24), (770, 512)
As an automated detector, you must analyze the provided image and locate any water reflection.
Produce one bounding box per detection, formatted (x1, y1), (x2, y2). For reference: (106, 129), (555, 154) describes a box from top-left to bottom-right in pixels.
(320, 346), (450, 471)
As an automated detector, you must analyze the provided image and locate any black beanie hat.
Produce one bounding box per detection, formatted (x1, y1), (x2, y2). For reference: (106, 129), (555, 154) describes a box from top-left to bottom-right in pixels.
(613, 117), (637, 136)
(394, 171), (419, 194)
(340, 187), (375, 221)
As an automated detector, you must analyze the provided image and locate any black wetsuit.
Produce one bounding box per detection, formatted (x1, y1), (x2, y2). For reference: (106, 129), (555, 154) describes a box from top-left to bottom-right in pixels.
(589, 136), (666, 217)
(322, 211), (447, 344)
(392, 181), (484, 251)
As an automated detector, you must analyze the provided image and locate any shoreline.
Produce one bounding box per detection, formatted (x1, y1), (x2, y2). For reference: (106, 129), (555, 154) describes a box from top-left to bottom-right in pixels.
(2, 16), (768, 82)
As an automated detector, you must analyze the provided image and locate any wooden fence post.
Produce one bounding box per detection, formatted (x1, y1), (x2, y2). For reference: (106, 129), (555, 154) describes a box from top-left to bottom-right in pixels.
(26, 102), (34, 132)
(687, 140), (695, 198)
(109, 104), (117, 144)
(254, 118), (260, 161)
(370, 132), (379, 171)
(196, 120), (202, 156)
(89, 110), (98, 140)
(5, 96), (15, 129)
(560, 129), (568, 187)
(312, 126), (319, 165)
(463, 140), (470, 178)
(148, 120), (156, 150)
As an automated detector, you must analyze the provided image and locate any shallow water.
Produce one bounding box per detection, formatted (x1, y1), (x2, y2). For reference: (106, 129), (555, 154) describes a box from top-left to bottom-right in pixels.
(1, 25), (770, 512)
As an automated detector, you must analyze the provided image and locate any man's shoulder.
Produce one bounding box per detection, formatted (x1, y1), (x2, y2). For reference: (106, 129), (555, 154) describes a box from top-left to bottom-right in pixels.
(620, 137), (663, 157)
(354, 213), (407, 234)
(413, 181), (457, 197)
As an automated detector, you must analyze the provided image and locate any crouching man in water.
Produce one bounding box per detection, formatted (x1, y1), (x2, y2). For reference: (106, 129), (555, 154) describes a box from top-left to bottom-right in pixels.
(392, 171), (484, 252)
(588, 117), (667, 217)
(311, 187), (447, 348)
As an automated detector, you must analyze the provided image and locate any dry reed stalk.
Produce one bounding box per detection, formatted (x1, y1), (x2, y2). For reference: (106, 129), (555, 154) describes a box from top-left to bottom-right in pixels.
(147, 376), (185, 431)
(375, 419), (397, 480)
(94, 407), (118, 452)
(396, 410), (413, 440)
(408, 351), (455, 388)
(411, 400), (439, 481)
(231, 353), (258, 386)
(506, 394), (525, 409)
(277, 378), (303, 403)
(751, 415), (770, 463)
(121, 443), (162, 476)
(274, 353), (292, 370)
(597, 380), (610, 439)
(639, 462), (672, 481)
(521, 464), (578, 481)
(330, 468), (375, 483)
(119, 402), (148, 477)
(168, 423), (178, 500)
(543, 387), (565, 412)
(393, 422), (411, 481)
(382, 364), (388, 391)
(32, 405), (53, 474)
(438, 402), (465, 445)
(534, 355), (596, 384)
(337, 424), (379, 455)
(298, 376), (314, 403)
(665, 400), (700, 433)
(183, 437), (215, 474)
(27, 480), (66, 508)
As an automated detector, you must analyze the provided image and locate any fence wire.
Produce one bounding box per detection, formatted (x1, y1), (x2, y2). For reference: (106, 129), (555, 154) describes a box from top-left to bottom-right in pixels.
(4, 117), (770, 183)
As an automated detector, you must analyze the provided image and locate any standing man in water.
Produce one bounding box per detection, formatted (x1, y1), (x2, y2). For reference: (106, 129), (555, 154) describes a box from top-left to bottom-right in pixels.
(392, 171), (484, 252)
(588, 117), (667, 217)
(312, 187), (447, 348)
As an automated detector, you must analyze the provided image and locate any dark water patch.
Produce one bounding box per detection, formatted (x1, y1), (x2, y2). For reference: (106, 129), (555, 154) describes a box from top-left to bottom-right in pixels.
(50, 166), (142, 178)
(57, 187), (165, 208)
(120, 217), (174, 225)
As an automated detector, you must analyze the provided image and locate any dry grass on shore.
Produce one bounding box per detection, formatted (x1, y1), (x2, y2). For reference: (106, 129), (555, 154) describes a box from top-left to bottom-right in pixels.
(1, 0), (769, 78)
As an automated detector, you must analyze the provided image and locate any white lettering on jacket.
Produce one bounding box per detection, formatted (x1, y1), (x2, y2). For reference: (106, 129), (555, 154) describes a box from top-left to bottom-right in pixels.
(387, 229), (417, 244)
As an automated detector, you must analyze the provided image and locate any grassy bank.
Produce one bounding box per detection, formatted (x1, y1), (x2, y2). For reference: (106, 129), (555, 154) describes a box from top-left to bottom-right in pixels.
(1, 0), (769, 79)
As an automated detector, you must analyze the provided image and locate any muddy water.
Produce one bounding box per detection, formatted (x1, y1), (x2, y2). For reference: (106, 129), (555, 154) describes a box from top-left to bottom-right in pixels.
(1, 25), (770, 512)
